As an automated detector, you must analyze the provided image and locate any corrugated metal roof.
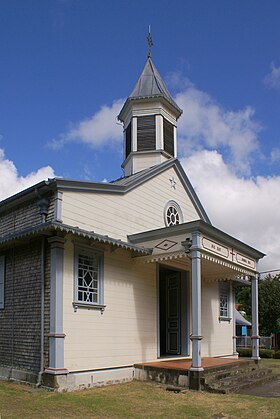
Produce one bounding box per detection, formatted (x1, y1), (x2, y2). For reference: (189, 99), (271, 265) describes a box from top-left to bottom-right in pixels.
(118, 57), (182, 121)
(0, 221), (152, 255)
(235, 309), (252, 326)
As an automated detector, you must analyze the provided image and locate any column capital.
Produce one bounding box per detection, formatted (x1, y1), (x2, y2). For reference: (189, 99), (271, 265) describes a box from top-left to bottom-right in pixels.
(48, 236), (65, 248)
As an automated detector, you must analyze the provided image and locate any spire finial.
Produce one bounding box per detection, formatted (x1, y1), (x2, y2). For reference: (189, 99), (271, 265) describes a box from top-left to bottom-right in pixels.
(147, 25), (153, 58)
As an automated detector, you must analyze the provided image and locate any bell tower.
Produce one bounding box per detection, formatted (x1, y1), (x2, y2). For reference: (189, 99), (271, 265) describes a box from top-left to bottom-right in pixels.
(118, 33), (182, 176)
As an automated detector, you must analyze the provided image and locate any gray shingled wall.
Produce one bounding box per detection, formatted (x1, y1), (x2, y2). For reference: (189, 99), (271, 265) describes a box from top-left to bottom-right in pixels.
(0, 240), (44, 373)
(0, 193), (55, 237)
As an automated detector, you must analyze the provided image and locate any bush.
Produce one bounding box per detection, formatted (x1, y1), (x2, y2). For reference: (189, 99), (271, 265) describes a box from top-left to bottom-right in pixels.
(274, 350), (280, 359)
(237, 348), (252, 357)
(260, 349), (274, 358)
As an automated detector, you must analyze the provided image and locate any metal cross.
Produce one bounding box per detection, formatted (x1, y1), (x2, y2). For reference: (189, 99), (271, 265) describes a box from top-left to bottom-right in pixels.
(147, 25), (153, 58)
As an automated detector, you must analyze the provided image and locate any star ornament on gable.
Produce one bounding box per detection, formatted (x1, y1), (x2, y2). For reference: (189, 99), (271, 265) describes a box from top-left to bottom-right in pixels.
(169, 176), (177, 189)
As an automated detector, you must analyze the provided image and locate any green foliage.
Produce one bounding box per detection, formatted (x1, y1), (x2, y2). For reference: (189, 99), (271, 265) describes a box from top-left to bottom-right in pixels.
(237, 348), (252, 357)
(236, 274), (280, 336)
(274, 351), (280, 359)
(260, 349), (274, 358)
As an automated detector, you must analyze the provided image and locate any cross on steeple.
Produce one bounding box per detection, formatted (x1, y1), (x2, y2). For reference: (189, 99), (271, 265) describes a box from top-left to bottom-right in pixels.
(147, 25), (153, 58)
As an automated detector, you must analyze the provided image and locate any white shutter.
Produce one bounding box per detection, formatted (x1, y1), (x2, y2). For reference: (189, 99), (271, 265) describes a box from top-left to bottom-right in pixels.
(0, 256), (5, 309)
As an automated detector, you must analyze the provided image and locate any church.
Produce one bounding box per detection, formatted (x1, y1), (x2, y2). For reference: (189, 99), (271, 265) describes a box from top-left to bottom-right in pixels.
(0, 46), (264, 391)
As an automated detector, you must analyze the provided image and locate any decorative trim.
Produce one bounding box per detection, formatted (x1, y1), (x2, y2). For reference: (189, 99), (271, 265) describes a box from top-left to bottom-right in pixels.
(73, 302), (106, 313)
(48, 333), (66, 338)
(219, 316), (232, 323)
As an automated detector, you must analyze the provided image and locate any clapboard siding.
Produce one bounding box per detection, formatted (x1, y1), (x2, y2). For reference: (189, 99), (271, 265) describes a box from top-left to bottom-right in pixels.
(62, 167), (200, 240)
(201, 281), (233, 357)
(63, 239), (157, 371)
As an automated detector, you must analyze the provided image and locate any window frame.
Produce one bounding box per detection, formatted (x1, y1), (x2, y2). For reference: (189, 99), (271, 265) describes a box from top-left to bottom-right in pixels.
(73, 246), (105, 312)
(219, 282), (231, 322)
(164, 200), (183, 227)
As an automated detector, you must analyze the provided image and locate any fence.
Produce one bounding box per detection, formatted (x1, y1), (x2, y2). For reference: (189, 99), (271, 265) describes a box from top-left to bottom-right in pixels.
(236, 336), (272, 349)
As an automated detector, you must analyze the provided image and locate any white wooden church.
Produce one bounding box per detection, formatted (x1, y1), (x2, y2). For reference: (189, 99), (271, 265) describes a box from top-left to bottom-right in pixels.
(0, 47), (264, 391)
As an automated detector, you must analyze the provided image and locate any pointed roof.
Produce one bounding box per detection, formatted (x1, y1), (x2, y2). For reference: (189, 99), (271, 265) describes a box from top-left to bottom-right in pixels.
(118, 57), (182, 121)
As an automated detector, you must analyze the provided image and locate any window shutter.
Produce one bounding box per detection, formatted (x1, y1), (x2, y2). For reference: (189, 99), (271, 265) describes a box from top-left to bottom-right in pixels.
(0, 256), (5, 309)
(125, 122), (132, 158)
(137, 116), (156, 151)
(163, 118), (174, 156)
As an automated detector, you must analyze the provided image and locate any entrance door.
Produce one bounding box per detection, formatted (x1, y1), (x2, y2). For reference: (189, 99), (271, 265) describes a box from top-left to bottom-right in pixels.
(159, 269), (181, 356)
(166, 272), (181, 354)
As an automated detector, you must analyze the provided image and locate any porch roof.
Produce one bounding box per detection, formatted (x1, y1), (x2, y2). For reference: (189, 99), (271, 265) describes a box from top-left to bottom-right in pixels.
(128, 219), (265, 260)
(129, 220), (265, 279)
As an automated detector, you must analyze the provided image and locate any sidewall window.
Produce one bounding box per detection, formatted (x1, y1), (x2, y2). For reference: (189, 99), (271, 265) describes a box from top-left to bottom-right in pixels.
(74, 246), (104, 307)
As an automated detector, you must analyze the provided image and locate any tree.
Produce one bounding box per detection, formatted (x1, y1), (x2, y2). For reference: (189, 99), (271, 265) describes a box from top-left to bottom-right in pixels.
(236, 274), (280, 336)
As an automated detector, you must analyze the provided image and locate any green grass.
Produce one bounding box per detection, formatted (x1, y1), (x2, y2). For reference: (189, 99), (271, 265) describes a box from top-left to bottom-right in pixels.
(261, 357), (280, 375)
(0, 377), (280, 419)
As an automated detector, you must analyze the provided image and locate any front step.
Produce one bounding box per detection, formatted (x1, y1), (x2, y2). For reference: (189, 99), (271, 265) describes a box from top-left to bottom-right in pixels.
(201, 361), (275, 394)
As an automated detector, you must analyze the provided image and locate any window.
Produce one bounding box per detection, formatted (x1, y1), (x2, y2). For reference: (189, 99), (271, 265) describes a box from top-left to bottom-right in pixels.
(74, 247), (104, 311)
(219, 283), (231, 321)
(164, 201), (183, 227)
(0, 256), (5, 309)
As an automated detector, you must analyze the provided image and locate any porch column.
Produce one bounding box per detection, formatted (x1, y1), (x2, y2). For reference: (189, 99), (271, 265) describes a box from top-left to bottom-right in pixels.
(190, 232), (203, 372)
(45, 236), (68, 375)
(251, 274), (260, 360)
(232, 283), (238, 357)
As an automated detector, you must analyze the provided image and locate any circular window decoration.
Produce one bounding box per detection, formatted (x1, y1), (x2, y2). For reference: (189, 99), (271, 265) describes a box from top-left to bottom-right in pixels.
(164, 201), (183, 227)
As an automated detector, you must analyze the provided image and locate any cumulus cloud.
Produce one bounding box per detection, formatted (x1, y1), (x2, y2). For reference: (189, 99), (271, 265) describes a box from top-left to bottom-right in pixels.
(181, 150), (280, 271)
(270, 147), (280, 162)
(264, 62), (280, 90)
(48, 99), (124, 150)
(0, 148), (55, 201)
(175, 87), (261, 175)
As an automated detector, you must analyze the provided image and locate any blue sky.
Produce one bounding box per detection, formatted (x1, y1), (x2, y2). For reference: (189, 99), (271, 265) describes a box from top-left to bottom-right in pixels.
(1, 0), (280, 271)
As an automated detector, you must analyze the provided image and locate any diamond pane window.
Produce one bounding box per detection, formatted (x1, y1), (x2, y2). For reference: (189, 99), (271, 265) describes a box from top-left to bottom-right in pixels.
(219, 283), (230, 318)
(75, 247), (104, 307)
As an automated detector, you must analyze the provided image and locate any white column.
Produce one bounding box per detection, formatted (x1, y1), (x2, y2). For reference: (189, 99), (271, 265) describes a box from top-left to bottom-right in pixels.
(45, 236), (68, 375)
(251, 274), (260, 360)
(155, 115), (164, 150)
(232, 283), (238, 357)
(190, 232), (203, 371)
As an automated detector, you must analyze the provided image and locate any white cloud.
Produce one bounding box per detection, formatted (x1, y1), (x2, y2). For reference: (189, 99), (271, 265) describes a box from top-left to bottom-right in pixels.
(181, 150), (280, 271)
(0, 148), (55, 201)
(48, 99), (124, 150)
(264, 62), (280, 90)
(175, 87), (261, 175)
(270, 147), (280, 162)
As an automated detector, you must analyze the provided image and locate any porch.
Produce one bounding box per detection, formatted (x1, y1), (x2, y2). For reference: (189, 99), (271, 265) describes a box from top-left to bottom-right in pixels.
(129, 220), (266, 386)
(134, 357), (274, 393)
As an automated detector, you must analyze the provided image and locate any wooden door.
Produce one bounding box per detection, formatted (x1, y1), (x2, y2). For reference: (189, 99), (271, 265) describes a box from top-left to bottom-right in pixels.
(166, 272), (181, 355)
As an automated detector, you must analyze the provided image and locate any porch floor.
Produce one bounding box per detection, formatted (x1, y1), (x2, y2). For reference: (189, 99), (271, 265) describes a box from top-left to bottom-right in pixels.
(134, 357), (244, 372)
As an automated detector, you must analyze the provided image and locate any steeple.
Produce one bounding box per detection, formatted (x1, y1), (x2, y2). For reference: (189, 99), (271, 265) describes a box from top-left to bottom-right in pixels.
(118, 35), (182, 177)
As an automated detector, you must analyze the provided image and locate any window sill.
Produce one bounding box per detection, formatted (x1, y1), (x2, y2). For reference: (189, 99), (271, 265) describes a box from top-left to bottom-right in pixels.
(73, 302), (106, 314)
(219, 316), (232, 323)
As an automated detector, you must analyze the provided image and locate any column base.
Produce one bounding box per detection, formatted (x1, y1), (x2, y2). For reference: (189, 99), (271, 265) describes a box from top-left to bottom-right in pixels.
(189, 369), (203, 390)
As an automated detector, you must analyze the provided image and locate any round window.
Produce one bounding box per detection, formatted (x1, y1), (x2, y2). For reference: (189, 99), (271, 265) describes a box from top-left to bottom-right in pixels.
(164, 201), (183, 227)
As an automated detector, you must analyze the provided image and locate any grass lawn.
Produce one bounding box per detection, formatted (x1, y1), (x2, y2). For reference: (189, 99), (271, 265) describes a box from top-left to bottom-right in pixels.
(0, 371), (280, 419)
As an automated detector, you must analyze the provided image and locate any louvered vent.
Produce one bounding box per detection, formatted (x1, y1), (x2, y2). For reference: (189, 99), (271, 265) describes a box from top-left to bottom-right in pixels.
(137, 116), (156, 151)
(125, 122), (131, 158)
(163, 118), (174, 156)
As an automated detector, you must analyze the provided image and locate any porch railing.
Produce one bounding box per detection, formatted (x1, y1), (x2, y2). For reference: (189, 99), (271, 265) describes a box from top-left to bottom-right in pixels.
(236, 336), (272, 349)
